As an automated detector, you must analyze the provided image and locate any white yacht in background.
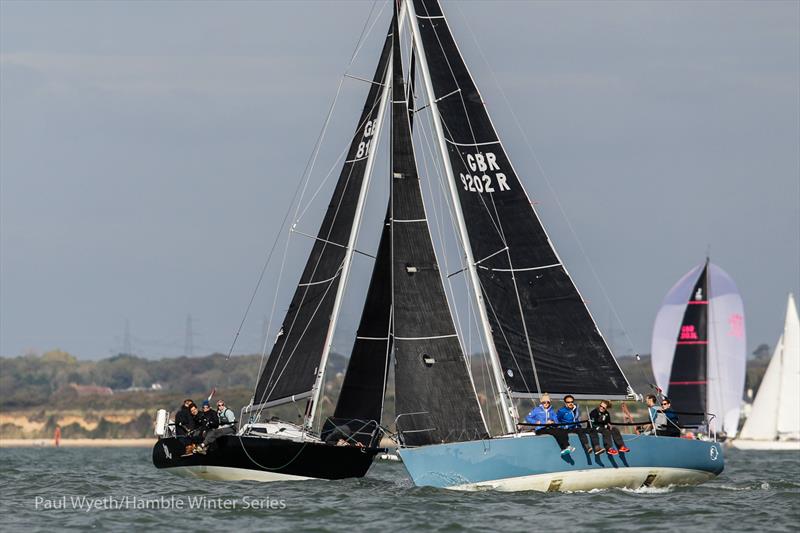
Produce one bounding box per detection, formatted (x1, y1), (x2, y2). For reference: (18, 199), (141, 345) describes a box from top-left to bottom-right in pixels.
(732, 294), (800, 451)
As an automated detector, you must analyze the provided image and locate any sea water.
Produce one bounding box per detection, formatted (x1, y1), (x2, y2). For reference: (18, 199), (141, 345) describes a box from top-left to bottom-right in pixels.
(0, 446), (797, 532)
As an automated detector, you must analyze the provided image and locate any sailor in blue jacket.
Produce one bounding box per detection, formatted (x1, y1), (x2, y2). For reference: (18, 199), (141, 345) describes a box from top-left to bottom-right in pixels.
(524, 394), (574, 456)
(556, 395), (601, 454)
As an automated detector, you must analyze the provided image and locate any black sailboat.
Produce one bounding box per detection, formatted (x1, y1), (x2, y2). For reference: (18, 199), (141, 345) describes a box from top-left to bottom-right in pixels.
(152, 13), (402, 481)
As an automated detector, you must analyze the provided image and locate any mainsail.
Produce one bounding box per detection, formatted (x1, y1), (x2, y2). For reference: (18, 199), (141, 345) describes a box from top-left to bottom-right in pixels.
(252, 23), (393, 410)
(651, 261), (746, 435)
(389, 8), (488, 446)
(665, 262), (710, 427)
(408, 0), (629, 401)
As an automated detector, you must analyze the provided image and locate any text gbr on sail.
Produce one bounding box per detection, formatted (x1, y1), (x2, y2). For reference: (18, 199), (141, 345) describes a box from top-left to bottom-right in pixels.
(459, 151), (510, 193)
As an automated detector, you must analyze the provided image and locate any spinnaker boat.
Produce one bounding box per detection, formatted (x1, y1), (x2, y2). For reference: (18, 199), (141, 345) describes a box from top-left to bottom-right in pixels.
(650, 259), (747, 439)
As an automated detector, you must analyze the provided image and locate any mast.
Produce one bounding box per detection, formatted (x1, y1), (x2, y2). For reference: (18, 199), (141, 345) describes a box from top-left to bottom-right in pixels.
(305, 6), (409, 432)
(403, 0), (517, 435)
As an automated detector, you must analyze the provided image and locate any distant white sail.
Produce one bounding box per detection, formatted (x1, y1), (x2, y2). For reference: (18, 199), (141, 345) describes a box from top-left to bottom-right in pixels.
(776, 294), (799, 438)
(739, 293), (799, 442)
(738, 336), (782, 440)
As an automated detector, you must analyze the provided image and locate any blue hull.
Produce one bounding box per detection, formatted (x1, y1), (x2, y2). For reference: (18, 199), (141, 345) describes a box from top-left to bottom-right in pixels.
(398, 434), (723, 491)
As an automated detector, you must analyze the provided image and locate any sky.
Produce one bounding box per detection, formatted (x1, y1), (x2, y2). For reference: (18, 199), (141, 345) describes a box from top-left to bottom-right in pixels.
(1, 0), (798, 361)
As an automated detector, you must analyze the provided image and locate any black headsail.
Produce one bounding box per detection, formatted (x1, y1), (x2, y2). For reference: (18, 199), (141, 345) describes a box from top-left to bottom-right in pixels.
(252, 23), (393, 410)
(390, 9), (488, 446)
(667, 261), (709, 426)
(409, 0), (630, 401)
(326, 207), (393, 445)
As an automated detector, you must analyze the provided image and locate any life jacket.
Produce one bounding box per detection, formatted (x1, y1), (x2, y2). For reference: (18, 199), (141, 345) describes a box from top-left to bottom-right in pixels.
(218, 407), (236, 426)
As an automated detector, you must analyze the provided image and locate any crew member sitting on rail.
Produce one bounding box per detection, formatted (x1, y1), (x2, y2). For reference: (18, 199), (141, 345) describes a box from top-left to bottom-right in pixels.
(199, 400), (219, 437)
(557, 394), (602, 455)
(588, 400), (630, 455)
(194, 400), (237, 455)
(655, 397), (682, 437)
(525, 393), (575, 457)
(174, 398), (195, 444)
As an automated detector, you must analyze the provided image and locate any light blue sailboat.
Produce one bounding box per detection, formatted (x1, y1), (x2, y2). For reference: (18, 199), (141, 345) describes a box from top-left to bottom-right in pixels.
(389, 0), (723, 492)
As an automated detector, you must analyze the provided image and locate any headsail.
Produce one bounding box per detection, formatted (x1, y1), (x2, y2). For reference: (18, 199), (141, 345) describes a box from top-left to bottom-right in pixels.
(408, 0), (629, 400)
(327, 207), (393, 445)
(252, 22), (393, 410)
(389, 8), (489, 446)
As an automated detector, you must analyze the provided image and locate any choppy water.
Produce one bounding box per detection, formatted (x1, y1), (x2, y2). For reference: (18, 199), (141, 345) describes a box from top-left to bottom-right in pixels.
(0, 446), (797, 532)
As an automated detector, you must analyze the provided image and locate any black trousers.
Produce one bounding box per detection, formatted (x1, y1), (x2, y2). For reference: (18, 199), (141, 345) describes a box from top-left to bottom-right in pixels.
(567, 427), (600, 450)
(656, 427), (681, 437)
(598, 427), (625, 449)
(536, 426), (570, 450)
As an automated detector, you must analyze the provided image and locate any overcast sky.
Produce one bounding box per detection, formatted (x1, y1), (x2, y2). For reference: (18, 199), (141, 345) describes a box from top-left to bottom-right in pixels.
(1, 0), (798, 361)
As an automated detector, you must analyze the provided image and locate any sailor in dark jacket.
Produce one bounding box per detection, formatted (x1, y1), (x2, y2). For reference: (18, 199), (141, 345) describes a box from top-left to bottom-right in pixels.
(588, 400), (630, 455)
(174, 399), (195, 442)
(199, 400), (219, 435)
(188, 403), (207, 443)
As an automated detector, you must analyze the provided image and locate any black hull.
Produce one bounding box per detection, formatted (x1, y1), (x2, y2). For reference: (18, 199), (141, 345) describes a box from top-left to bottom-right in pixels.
(152, 436), (380, 481)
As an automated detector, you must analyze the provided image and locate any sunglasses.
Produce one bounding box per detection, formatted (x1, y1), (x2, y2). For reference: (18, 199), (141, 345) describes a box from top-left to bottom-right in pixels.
(661, 402), (669, 406)
(542, 401), (551, 404)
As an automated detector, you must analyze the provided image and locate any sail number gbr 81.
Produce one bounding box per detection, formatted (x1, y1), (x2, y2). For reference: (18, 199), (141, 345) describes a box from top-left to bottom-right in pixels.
(355, 120), (378, 159)
(459, 151), (510, 193)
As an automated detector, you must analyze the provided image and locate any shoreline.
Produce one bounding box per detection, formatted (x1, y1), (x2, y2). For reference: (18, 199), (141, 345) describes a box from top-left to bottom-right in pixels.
(0, 438), (156, 448)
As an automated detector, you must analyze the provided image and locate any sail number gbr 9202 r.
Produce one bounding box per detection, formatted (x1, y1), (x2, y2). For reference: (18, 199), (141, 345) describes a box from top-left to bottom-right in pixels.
(459, 151), (510, 193)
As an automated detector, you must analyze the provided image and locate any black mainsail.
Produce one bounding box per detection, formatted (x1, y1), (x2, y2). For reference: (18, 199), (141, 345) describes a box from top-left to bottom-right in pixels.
(389, 9), (488, 446)
(409, 0), (629, 405)
(667, 261), (709, 426)
(252, 24), (393, 411)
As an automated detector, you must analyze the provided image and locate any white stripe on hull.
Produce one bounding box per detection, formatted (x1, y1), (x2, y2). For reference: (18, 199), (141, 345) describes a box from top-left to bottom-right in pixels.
(447, 467), (715, 492)
(729, 439), (800, 451)
(164, 465), (312, 483)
